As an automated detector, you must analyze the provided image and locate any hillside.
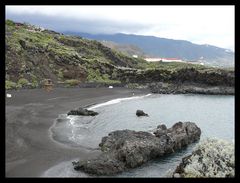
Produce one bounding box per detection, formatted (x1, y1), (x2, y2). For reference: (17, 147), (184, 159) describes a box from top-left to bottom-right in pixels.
(5, 20), (234, 91)
(64, 32), (234, 67)
(5, 20), (148, 89)
(100, 40), (147, 58)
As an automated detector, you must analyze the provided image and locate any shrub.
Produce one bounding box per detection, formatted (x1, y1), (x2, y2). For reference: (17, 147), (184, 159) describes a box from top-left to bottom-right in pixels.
(87, 69), (102, 82)
(17, 78), (29, 87)
(64, 79), (79, 86)
(57, 69), (64, 79)
(111, 69), (119, 79)
(126, 83), (139, 89)
(6, 19), (15, 26)
(31, 80), (39, 88)
(6, 80), (17, 90)
(102, 79), (121, 85)
(180, 138), (234, 177)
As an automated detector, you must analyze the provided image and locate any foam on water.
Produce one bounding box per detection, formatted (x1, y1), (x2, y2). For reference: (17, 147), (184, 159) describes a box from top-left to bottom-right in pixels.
(48, 94), (234, 177)
(87, 93), (152, 110)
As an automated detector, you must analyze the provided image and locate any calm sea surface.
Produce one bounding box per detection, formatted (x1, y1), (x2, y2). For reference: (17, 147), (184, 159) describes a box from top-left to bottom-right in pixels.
(46, 94), (234, 177)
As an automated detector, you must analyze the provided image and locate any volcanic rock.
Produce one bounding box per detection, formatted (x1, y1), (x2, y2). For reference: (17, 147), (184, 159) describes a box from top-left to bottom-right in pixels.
(73, 121), (201, 175)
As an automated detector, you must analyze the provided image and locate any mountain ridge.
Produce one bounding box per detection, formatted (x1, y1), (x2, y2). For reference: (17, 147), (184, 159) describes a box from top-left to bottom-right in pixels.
(63, 31), (234, 67)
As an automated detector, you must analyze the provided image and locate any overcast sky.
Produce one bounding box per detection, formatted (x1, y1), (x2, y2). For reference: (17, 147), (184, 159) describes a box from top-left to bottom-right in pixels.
(6, 5), (234, 51)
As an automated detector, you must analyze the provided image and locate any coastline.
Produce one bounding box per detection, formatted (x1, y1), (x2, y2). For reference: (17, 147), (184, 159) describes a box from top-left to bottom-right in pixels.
(148, 83), (234, 95)
(5, 86), (234, 177)
(6, 87), (149, 177)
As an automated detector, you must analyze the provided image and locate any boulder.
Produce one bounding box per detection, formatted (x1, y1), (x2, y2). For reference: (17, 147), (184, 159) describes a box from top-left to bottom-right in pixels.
(67, 107), (98, 116)
(168, 122), (202, 150)
(73, 121), (201, 175)
(136, 110), (149, 117)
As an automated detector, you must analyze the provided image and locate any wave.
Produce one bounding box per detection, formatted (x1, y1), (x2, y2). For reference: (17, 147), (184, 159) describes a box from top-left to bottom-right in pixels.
(87, 93), (152, 110)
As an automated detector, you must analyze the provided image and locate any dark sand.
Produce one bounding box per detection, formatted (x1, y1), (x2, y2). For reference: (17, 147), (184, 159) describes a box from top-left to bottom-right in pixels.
(6, 87), (149, 177)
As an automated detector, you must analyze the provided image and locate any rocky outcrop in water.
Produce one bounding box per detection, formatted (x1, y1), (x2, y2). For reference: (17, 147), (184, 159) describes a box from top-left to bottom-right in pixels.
(73, 121), (201, 175)
(67, 107), (98, 116)
(136, 110), (149, 117)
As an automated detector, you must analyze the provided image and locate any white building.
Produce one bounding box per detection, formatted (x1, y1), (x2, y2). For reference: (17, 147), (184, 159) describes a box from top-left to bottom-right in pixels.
(144, 57), (184, 62)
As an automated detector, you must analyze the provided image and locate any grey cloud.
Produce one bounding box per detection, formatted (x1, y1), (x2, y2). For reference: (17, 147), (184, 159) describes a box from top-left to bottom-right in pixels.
(6, 12), (149, 34)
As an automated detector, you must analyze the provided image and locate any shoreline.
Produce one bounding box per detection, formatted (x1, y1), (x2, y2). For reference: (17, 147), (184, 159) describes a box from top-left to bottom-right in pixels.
(48, 93), (153, 151)
(148, 83), (234, 95)
(6, 87), (149, 177)
(5, 87), (234, 177)
(6, 83), (235, 96)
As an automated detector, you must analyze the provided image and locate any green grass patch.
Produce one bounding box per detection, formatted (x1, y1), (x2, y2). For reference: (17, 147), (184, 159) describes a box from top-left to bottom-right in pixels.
(64, 79), (80, 86)
(6, 80), (17, 90)
(17, 78), (29, 87)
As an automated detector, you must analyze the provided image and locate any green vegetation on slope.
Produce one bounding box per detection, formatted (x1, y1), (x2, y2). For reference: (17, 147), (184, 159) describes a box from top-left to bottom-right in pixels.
(5, 20), (146, 89)
(5, 20), (234, 90)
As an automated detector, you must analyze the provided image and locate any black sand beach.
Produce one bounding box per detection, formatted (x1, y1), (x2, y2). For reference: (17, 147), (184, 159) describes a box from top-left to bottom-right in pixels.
(6, 87), (149, 177)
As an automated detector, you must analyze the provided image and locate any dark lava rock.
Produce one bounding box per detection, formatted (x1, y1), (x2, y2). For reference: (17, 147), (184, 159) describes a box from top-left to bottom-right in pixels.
(136, 110), (149, 117)
(154, 124), (167, 137)
(149, 82), (234, 95)
(72, 153), (125, 175)
(67, 107), (98, 116)
(73, 121), (201, 175)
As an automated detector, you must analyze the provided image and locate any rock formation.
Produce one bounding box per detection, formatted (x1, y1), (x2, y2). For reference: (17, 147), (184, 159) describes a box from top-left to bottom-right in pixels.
(73, 121), (201, 175)
(136, 110), (149, 117)
(149, 82), (234, 95)
(67, 107), (98, 116)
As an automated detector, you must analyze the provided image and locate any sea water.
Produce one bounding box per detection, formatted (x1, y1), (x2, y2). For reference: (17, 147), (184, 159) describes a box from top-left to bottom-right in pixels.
(45, 94), (234, 177)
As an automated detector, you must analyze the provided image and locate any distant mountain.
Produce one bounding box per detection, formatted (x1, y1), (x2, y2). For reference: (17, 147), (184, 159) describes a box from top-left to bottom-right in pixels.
(63, 32), (234, 67)
(100, 40), (147, 58)
(5, 20), (147, 88)
(6, 20), (234, 91)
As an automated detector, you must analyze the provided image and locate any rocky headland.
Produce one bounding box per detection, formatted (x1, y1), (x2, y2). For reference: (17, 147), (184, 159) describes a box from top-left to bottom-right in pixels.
(148, 82), (234, 95)
(120, 67), (235, 95)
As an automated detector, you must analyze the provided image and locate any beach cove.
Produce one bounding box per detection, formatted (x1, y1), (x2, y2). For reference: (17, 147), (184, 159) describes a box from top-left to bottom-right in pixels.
(6, 87), (149, 177)
(5, 87), (234, 177)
